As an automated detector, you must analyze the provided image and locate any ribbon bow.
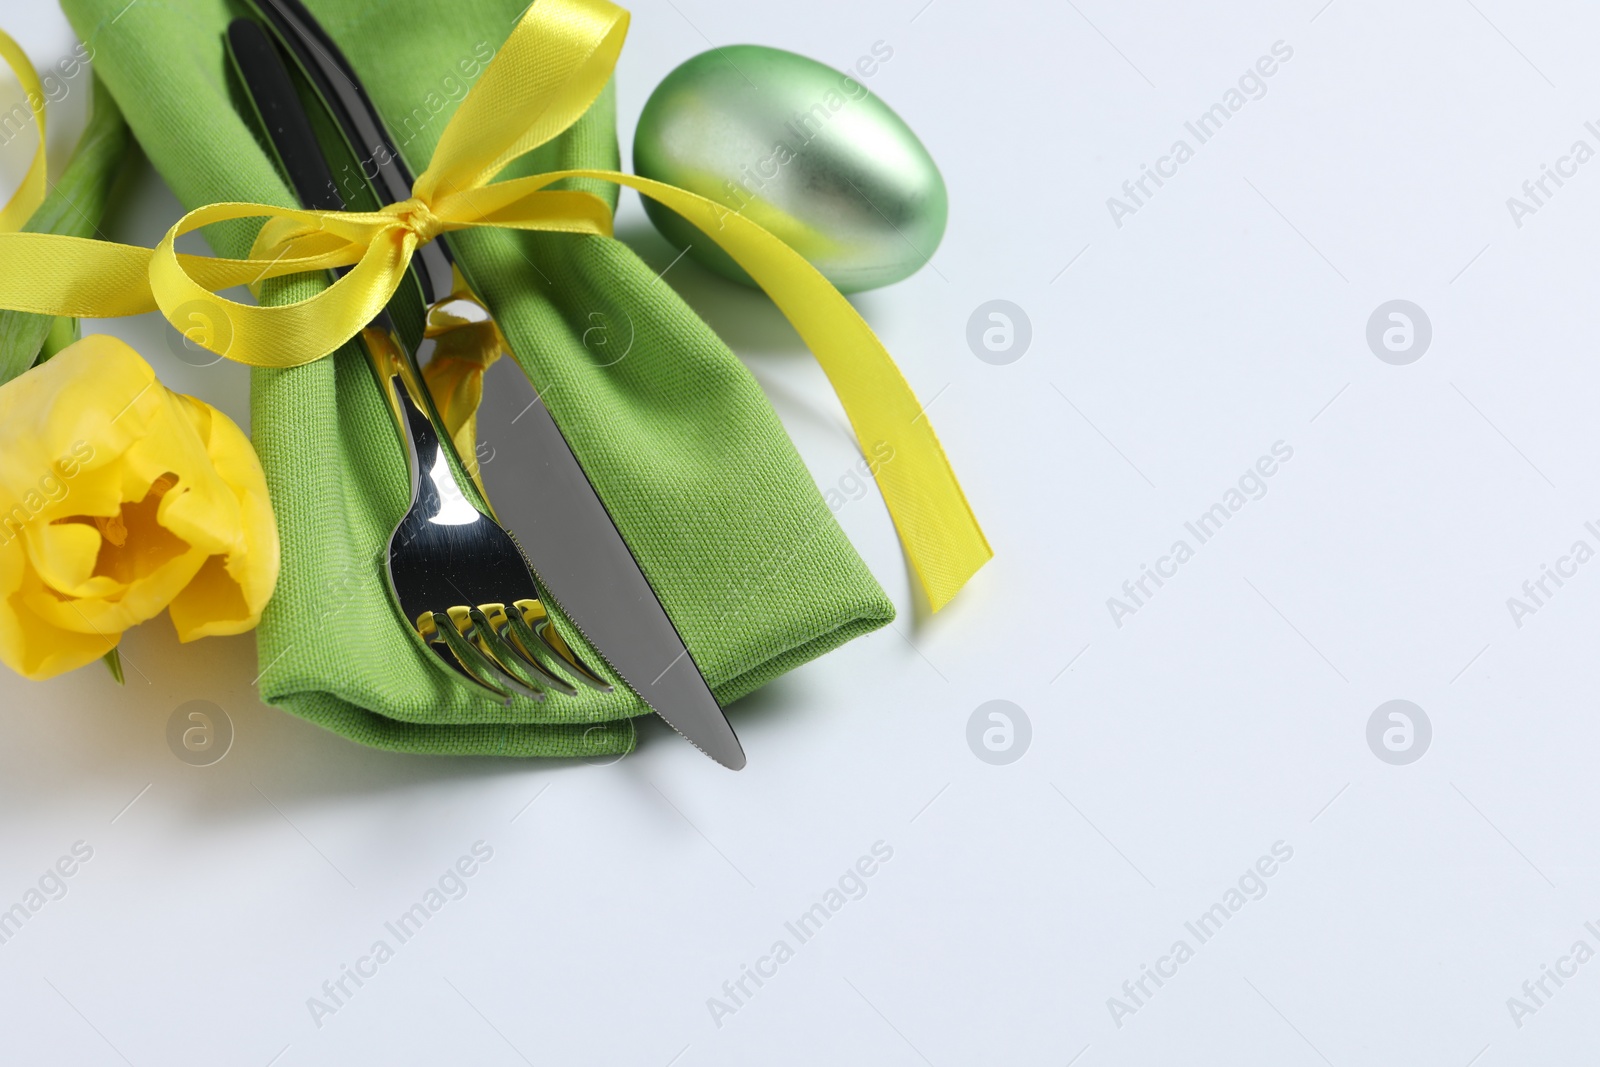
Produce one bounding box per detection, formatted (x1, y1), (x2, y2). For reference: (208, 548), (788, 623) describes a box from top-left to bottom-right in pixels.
(0, 0), (991, 610)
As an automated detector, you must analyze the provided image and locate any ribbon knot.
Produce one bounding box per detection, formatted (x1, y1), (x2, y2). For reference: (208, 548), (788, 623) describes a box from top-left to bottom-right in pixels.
(383, 197), (445, 244)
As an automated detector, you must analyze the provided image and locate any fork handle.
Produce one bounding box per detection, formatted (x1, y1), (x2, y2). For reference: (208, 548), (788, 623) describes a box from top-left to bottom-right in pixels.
(361, 327), (479, 521)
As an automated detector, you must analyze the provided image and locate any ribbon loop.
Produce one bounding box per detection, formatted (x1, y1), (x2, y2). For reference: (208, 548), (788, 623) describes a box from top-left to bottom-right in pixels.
(413, 0), (629, 199)
(0, 29), (46, 234)
(0, 0), (991, 608)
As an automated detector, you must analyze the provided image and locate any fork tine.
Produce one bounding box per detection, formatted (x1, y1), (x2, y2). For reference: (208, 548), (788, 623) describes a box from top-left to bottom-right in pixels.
(511, 599), (613, 693)
(416, 611), (512, 703)
(468, 606), (576, 696)
(444, 604), (556, 703)
(498, 603), (585, 691)
(426, 610), (535, 703)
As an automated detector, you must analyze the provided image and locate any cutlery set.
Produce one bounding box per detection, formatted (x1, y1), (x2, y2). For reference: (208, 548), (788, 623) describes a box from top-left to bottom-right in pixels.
(225, 1), (746, 768)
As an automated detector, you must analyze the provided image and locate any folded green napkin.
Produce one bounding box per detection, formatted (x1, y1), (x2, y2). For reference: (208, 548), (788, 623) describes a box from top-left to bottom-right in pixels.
(60, 0), (893, 756)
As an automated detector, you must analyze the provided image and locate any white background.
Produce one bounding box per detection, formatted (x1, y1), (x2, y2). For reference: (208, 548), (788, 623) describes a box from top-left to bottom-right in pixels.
(3, 0), (1599, 1063)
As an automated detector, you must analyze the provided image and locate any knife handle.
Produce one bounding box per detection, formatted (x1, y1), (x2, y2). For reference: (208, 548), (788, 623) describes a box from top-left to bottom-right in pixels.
(227, 18), (344, 212)
(245, 0), (457, 305)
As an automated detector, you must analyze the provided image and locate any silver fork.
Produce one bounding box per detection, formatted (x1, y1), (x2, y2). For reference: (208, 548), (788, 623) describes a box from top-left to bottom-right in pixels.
(228, 17), (611, 705)
(363, 326), (611, 703)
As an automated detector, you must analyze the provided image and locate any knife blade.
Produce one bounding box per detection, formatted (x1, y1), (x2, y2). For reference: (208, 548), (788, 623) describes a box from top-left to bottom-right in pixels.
(240, 0), (746, 770)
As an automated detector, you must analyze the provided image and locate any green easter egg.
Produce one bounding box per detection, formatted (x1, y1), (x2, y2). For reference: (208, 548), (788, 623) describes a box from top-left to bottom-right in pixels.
(633, 44), (947, 294)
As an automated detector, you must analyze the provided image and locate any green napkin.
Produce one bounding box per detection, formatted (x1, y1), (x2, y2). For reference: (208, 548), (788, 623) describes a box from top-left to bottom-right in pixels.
(59, 0), (893, 756)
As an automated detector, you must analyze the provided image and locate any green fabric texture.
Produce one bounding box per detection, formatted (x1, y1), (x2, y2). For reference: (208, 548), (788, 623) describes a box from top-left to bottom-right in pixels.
(59, 0), (893, 756)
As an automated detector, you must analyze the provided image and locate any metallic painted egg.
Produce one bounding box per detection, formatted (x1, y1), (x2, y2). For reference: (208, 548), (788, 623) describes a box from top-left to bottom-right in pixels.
(633, 44), (947, 294)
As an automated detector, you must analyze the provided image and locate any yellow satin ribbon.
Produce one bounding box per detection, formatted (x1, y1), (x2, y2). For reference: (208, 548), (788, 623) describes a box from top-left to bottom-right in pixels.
(0, 0), (991, 610)
(0, 29), (47, 233)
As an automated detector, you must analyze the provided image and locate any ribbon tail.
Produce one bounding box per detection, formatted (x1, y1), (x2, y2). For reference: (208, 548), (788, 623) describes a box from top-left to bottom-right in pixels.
(565, 171), (993, 610)
(0, 233), (161, 317)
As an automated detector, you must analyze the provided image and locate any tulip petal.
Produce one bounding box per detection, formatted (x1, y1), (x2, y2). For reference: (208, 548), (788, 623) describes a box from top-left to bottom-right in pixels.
(168, 554), (252, 640)
(21, 519), (101, 595)
(0, 544), (119, 680)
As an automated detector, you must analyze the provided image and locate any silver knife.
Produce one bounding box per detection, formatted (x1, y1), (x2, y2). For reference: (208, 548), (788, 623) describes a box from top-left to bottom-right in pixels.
(242, 0), (746, 770)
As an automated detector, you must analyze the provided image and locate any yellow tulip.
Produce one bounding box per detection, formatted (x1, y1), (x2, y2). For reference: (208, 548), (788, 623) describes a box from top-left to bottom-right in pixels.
(0, 334), (279, 680)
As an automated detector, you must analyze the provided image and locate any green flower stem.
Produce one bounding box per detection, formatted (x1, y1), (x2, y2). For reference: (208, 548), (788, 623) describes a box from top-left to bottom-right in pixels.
(37, 314), (81, 363)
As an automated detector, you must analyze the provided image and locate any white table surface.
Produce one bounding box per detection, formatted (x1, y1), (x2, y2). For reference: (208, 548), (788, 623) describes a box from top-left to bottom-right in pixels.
(4, 0), (1599, 1063)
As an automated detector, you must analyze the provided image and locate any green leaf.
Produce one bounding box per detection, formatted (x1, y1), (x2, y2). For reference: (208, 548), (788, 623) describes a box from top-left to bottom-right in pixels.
(101, 647), (124, 686)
